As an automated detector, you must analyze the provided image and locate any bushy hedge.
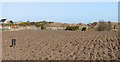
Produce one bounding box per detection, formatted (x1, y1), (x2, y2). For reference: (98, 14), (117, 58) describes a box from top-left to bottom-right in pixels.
(65, 26), (79, 31)
(19, 22), (30, 26)
(97, 21), (112, 31)
(81, 27), (87, 31)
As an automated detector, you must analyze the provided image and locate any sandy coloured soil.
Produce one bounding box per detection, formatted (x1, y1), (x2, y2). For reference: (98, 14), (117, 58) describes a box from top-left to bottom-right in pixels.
(2, 30), (120, 60)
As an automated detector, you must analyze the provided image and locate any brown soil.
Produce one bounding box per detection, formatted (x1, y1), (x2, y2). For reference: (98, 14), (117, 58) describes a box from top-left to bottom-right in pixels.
(2, 30), (120, 60)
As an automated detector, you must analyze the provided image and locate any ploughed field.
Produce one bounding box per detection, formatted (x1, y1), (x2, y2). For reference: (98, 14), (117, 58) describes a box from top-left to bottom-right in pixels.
(2, 30), (120, 60)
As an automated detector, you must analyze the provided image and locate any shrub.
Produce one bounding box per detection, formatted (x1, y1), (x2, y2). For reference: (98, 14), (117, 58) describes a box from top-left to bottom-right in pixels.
(41, 24), (45, 30)
(19, 22), (30, 27)
(34, 23), (46, 30)
(97, 21), (112, 31)
(35, 23), (41, 27)
(81, 27), (87, 31)
(65, 26), (79, 31)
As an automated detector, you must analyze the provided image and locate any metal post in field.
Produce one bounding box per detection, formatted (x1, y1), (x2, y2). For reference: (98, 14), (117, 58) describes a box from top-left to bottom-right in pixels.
(10, 38), (16, 47)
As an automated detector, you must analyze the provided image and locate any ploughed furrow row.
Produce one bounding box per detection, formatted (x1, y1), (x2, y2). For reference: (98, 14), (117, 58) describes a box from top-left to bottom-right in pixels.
(2, 30), (119, 60)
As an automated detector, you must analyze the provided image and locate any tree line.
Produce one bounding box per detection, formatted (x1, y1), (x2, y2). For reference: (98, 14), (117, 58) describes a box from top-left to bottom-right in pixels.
(2, 20), (118, 31)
